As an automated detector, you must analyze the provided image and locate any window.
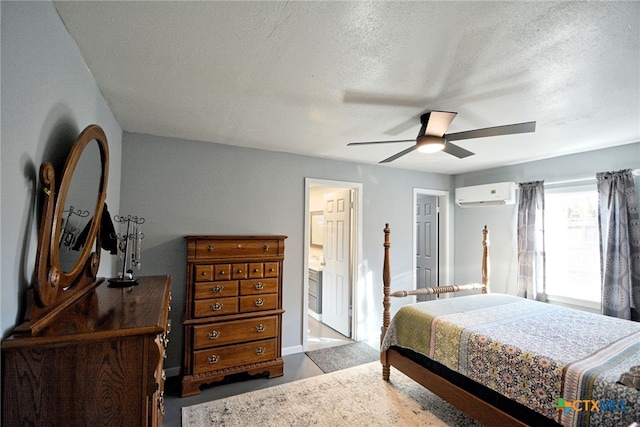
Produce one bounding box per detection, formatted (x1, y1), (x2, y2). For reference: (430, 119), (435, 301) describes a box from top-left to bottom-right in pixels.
(544, 185), (601, 305)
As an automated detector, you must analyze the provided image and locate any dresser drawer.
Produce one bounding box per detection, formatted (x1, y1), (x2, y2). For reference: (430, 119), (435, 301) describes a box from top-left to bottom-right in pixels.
(231, 263), (248, 279)
(248, 263), (264, 278)
(240, 278), (278, 295)
(240, 294), (278, 312)
(194, 265), (214, 282)
(194, 281), (238, 299)
(193, 316), (278, 350)
(213, 264), (232, 280)
(193, 338), (277, 373)
(194, 297), (239, 318)
(194, 239), (281, 259)
(264, 262), (279, 277)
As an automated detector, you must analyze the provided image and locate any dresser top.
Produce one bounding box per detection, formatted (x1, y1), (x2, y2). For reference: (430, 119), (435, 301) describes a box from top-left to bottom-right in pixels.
(185, 235), (287, 240)
(3, 275), (171, 348)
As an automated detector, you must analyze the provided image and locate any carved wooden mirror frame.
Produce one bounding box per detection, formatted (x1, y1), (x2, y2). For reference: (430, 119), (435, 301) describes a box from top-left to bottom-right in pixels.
(24, 125), (109, 334)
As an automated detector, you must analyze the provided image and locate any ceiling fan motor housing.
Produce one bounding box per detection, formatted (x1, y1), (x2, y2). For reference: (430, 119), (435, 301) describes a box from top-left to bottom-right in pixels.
(417, 135), (446, 153)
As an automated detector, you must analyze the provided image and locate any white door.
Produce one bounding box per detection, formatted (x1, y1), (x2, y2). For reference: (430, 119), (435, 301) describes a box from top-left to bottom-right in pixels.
(416, 194), (438, 302)
(321, 189), (352, 336)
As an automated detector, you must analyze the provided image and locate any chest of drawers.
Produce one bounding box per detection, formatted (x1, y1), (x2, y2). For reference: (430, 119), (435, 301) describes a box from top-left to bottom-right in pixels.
(181, 235), (286, 396)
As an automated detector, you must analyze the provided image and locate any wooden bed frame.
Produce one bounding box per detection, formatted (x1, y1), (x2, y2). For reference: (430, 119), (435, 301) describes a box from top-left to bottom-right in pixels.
(380, 224), (530, 427)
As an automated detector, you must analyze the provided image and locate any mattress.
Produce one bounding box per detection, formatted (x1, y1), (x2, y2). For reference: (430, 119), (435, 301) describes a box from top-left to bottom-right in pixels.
(382, 293), (640, 426)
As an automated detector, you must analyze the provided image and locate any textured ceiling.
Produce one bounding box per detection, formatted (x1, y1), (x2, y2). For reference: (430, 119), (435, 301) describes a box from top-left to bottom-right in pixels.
(54, 1), (640, 174)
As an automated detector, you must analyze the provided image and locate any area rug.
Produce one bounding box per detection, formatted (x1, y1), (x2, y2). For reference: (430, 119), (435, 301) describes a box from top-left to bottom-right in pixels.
(305, 341), (379, 373)
(182, 361), (480, 427)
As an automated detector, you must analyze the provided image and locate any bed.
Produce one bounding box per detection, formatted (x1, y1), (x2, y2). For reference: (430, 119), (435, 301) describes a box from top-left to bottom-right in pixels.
(379, 224), (640, 427)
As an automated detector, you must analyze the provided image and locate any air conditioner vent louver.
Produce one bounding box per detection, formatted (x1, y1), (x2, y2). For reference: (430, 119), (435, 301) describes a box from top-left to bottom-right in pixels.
(455, 182), (516, 208)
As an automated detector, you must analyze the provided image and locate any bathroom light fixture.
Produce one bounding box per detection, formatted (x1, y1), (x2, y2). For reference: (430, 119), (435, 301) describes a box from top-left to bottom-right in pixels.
(416, 135), (446, 153)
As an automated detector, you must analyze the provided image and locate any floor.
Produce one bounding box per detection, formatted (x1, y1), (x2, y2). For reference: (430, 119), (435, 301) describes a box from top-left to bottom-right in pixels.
(307, 314), (353, 351)
(163, 316), (352, 426)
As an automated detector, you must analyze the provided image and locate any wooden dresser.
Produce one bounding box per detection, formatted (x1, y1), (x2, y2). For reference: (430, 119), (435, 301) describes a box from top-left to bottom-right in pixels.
(2, 275), (172, 427)
(181, 235), (286, 396)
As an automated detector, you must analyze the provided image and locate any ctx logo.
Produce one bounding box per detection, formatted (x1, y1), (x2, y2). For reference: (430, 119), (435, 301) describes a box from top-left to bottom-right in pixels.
(555, 398), (627, 414)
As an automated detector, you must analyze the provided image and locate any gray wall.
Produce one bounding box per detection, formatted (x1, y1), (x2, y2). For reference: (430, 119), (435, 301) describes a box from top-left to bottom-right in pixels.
(1, 2), (122, 340)
(453, 143), (640, 294)
(119, 132), (453, 371)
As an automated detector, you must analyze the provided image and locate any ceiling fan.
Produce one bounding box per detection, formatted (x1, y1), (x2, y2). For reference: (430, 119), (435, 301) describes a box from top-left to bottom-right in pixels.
(347, 111), (536, 163)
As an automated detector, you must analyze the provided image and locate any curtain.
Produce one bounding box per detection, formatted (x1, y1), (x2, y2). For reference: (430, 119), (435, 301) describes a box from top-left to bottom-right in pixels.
(517, 181), (547, 300)
(597, 169), (640, 321)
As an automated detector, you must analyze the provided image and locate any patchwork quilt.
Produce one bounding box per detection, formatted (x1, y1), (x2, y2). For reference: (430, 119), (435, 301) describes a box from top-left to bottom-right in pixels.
(381, 294), (640, 426)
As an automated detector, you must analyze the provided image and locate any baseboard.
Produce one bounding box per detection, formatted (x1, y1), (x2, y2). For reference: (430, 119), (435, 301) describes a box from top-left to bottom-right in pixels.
(283, 344), (303, 356)
(308, 310), (321, 321)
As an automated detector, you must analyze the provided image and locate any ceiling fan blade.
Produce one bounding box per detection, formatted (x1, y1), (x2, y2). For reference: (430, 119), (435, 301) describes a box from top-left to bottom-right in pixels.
(442, 142), (474, 159)
(422, 111), (457, 137)
(445, 121), (536, 142)
(347, 139), (415, 146)
(379, 145), (419, 163)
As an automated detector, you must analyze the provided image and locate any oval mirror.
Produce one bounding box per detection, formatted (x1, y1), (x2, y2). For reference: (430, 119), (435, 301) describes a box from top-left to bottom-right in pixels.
(35, 125), (109, 308)
(57, 139), (102, 273)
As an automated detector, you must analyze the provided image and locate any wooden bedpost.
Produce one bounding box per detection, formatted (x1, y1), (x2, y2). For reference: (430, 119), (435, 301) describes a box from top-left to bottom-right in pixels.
(381, 223), (391, 381)
(381, 224), (490, 381)
(482, 225), (490, 294)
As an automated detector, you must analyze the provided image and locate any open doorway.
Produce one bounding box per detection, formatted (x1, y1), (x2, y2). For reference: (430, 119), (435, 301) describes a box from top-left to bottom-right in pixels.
(303, 179), (362, 352)
(413, 188), (451, 298)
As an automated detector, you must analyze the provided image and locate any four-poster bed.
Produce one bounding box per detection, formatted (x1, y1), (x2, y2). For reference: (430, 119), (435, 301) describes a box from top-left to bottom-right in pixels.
(380, 224), (639, 427)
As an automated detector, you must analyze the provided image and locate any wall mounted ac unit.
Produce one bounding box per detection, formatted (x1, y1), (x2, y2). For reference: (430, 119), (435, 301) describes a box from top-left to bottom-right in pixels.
(455, 182), (516, 208)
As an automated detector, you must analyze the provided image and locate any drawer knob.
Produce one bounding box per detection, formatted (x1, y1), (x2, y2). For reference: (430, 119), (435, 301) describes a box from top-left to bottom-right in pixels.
(236, 269), (243, 274)
(254, 282), (265, 290)
(253, 268), (259, 273)
(208, 330), (220, 340)
(201, 271), (207, 276)
(211, 303), (223, 311)
(256, 324), (266, 333)
(237, 243), (243, 249)
(255, 298), (265, 307)
(207, 355), (220, 364)
(263, 244), (270, 251)
(211, 285), (224, 293)
(255, 346), (265, 355)
(207, 244), (214, 252)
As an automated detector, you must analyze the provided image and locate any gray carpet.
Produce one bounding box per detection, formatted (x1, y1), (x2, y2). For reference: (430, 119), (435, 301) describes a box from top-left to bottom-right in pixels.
(305, 341), (379, 373)
(182, 361), (481, 426)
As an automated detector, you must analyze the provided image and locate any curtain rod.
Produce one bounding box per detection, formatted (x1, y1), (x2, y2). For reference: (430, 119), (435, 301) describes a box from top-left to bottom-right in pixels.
(544, 176), (594, 186)
(543, 169), (639, 187)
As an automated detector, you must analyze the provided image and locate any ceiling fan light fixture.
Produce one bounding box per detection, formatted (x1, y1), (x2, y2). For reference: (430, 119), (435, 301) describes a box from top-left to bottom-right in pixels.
(417, 136), (446, 153)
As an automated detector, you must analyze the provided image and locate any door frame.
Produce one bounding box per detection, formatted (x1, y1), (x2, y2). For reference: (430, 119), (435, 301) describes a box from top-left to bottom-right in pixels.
(412, 188), (452, 301)
(303, 178), (362, 351)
